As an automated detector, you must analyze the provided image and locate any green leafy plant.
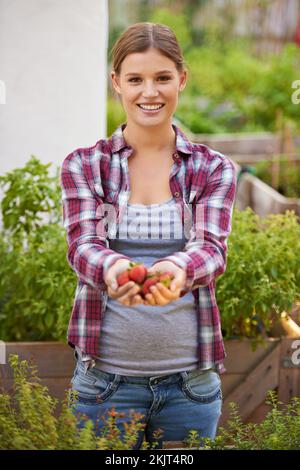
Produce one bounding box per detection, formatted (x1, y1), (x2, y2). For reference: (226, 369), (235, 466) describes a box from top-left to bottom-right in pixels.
(106, 96), (126, 138)
(216, 207), (300, 340)
(0, 224), (76, 341)
(194, 391), (300, 450)
(253, 156), (300, 199)
(149, 7), (192, 53)
(180, 42), (300, 134)
(0, 156), (77, 341)
(250, 44), (300, 132)
(0, 156), (61, 241)
(0, 355), (161, 450)
(2, 356), (300, 450)
(1, 157), (300, 342)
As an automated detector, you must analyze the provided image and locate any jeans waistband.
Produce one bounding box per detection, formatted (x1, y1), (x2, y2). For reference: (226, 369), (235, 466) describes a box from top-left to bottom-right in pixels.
(76, 355), (210, 387)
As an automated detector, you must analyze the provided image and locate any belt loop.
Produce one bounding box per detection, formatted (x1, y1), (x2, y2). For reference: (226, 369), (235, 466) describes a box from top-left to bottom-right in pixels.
(110, 373), (121, 390)
(179, 371), (188, 388)
(83, 361), (89, 375)
(83, 359), (96, 375)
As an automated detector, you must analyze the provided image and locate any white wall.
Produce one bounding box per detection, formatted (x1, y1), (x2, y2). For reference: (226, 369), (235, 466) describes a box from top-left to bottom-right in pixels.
(0, 0), (108, 176)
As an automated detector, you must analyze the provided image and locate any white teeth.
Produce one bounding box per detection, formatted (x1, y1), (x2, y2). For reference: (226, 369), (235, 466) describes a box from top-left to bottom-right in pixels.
(138, 104), (164, 110)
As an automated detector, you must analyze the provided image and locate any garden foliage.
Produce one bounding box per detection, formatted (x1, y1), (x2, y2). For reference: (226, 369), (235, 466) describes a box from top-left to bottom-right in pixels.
(1, 355), (300, 450)
(0, 157), (300, 342)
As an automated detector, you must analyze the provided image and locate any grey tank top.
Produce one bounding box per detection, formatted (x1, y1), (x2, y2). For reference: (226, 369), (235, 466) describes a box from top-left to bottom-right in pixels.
(96, 196), (199, 376)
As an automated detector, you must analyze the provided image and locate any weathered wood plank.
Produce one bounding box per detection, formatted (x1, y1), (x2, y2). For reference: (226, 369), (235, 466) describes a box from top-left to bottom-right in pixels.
(219, 342), (281, 426)
(192, 132), (281, 156)
(0, 376), (73, 400)
(0, 342), (75, 379)
(245, 399), (274, 424)
(220, 374), (245, 397)
(223, 338), (280, 374)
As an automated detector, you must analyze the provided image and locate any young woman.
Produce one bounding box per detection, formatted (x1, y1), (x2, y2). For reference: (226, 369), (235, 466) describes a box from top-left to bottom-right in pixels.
(60, 22), (237, 449)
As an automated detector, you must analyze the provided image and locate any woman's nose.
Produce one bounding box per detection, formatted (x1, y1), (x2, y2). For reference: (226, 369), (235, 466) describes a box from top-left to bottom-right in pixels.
(142, 81), (159, 97)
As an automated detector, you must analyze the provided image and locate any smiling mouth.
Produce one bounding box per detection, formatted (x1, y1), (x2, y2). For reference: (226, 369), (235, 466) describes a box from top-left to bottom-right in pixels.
(137, 104), (165, 111)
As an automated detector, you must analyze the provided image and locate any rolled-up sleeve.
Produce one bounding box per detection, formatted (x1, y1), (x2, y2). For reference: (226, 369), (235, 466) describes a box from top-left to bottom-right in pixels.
(157, 157), (237, 292)
(60, 151), (130, 290)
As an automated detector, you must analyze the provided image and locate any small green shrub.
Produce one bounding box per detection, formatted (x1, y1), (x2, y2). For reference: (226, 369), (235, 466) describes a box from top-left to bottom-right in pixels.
(0, 155), (61, 239)
(0, 355), (161, 450)
(216, 207), (300, 339)
(191, 391), (300, 450)
(0, 224), (76, 341)
(0, 156), (77, 341)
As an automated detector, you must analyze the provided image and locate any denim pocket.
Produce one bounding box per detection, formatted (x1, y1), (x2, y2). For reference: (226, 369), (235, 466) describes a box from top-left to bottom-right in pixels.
(71, 362), (120, 405)
(180, 369), (222, 404)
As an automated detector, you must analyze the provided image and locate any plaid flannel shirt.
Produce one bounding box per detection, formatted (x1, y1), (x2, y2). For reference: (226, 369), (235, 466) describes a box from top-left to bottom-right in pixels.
(60, 122), (237, 374)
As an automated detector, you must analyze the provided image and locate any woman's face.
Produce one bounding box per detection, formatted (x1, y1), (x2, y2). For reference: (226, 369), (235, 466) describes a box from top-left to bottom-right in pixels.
(111, 47), (187, 128)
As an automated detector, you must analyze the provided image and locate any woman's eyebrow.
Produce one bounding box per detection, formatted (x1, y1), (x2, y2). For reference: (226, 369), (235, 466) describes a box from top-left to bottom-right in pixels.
(125, 70), (174, 77)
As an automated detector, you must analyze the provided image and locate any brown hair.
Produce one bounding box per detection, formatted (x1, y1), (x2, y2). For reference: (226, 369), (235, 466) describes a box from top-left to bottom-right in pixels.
(110, 22), (187, 75)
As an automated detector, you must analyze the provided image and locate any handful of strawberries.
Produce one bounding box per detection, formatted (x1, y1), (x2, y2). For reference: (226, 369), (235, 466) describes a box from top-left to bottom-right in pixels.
(116, 261), (175, 300)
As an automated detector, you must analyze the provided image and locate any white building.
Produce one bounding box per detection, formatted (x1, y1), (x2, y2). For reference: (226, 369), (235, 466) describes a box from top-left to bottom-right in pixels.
(0, 0), (108, 176)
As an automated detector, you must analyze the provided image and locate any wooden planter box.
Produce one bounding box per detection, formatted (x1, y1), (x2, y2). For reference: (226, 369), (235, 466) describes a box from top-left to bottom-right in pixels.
(194, 131), (281, 162)
(191, 131), (300, 165)
(1, 336), (300, 425)
(188, 131), (300, 218)
(190, 129), (300, 218)
(235, 170), (300, 218)
(220, 337), (298, 426)
(0, 342), (75, 416)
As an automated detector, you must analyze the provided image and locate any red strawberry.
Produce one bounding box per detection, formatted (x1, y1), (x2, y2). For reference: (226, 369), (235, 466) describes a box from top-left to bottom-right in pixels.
(116, 270), (131, 287)
(159, 270), (173, 279)
(128, 262), (147, 284)
(141, 275), (160, 297)
(158, 271), (174, 289)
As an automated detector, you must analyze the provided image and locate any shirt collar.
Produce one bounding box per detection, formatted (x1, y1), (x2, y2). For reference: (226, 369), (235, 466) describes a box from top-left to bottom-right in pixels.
(108, 122), (193, 157)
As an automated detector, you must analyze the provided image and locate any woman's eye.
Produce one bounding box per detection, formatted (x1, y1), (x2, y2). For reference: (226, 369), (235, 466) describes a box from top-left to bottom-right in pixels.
(128, 76), (171, 83)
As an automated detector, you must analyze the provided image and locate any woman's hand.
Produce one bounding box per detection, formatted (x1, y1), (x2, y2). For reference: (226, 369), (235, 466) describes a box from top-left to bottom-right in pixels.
(104, 258), (144, 306)
(144, 260), (187, 307)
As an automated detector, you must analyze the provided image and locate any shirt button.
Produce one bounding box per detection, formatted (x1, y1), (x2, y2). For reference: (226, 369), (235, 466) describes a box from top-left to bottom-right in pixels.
(174, 192), (180, 197)
(173, 152), (179, 159)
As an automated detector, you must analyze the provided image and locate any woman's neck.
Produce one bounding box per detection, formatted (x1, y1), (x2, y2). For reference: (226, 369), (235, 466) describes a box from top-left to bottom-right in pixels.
(122, 121), (176, 157)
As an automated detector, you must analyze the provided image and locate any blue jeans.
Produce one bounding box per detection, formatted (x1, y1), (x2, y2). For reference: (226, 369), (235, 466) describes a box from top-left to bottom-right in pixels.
(69, 354), (222, 450)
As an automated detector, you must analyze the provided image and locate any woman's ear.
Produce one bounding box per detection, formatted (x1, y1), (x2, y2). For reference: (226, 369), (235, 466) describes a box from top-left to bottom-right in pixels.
(110, 71), (122, 95)
(179, 69), (188, 92)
